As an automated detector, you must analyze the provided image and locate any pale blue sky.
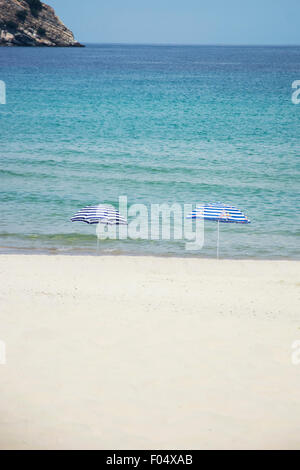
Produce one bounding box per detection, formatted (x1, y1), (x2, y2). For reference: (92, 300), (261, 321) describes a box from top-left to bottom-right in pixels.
(47, 0), (300, 45)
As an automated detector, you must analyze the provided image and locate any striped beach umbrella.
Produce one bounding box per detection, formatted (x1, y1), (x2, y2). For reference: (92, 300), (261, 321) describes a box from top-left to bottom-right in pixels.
(71, 204), (127, 225)
(187, 203), (250, 258)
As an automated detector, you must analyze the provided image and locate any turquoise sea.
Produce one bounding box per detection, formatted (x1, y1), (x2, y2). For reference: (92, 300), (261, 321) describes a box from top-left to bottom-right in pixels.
(0, 45), (299, 258)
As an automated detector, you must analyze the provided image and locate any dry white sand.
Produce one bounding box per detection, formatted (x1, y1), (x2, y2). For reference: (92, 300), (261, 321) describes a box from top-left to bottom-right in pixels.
(0, 254), (299, 450)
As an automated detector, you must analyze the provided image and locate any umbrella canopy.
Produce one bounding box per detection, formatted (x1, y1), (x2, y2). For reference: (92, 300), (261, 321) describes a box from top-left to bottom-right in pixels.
(187, 203), (250, 224)
(71, 204), (127, 225)
(187, 203), (250, 258)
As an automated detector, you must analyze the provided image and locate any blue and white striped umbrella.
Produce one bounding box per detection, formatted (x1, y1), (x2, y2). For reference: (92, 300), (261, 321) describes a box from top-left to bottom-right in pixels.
(71, 204), (127, 225)
(187, 203), (250, 258)
(187, 203), (250, 224)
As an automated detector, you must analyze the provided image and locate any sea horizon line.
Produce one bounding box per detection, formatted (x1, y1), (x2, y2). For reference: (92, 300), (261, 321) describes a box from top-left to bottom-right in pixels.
(81, 42), (300, 48)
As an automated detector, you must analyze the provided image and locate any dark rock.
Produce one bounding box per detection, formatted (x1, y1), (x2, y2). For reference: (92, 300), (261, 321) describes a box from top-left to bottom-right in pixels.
(0, 0), (84, 47)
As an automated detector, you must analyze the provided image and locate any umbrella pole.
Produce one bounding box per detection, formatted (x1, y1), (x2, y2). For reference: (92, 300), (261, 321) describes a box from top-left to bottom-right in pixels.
(217, 221), (220, 259)
(96, 222), (103, 255)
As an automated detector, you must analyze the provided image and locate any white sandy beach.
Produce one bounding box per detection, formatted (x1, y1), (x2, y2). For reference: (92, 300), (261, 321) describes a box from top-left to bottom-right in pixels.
(0, 254), (299, 450)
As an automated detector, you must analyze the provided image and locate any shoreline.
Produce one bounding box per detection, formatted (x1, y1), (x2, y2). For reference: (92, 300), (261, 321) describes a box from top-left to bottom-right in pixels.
(0, 254), (300, 449)
(1, 248), (300, 262)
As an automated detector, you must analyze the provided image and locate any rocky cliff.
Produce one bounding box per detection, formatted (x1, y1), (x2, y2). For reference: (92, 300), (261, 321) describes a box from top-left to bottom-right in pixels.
(0, 0), (84, 46)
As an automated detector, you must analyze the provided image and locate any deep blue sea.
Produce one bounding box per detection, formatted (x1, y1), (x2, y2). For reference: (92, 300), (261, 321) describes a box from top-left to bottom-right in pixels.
(0, 45), (299, 258)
